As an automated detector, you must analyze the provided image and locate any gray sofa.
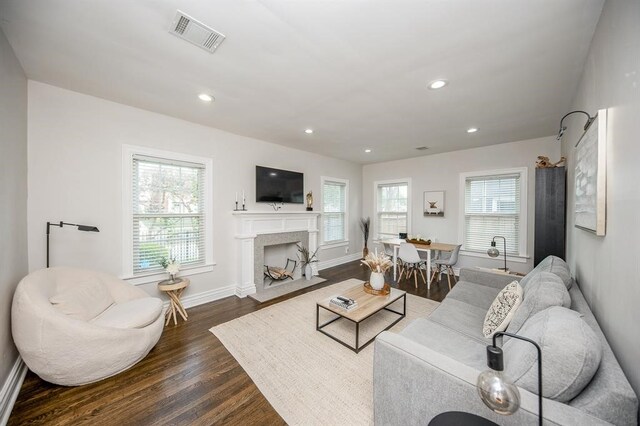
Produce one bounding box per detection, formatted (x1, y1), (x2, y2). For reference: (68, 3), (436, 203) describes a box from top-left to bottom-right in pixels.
(373, 256), (638, 425)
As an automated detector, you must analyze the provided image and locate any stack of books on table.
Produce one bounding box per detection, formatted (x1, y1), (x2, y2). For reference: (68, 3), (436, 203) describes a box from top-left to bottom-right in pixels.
(330, 296), (358, 311)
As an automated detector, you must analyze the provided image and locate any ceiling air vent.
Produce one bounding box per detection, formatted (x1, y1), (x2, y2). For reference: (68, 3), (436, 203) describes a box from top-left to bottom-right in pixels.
(415, 146), (429, 151)
(169, 10), (226, 53)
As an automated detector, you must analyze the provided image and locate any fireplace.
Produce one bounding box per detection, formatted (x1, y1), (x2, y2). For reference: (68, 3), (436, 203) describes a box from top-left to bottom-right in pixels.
(256, 232), (308, 290)
(233, 211), (319, 297)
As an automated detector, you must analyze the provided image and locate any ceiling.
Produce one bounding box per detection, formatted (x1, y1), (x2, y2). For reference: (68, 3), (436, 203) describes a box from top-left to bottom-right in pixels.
(0, 0), (604, 164)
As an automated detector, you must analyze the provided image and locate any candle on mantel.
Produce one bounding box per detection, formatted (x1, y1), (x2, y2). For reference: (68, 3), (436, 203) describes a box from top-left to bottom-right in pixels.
(235, 192), (238, 203)
(242, 190), (245, 204)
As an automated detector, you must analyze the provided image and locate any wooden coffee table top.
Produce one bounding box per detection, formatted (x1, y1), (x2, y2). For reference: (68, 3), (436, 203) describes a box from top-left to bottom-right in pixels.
(317, 283), (406, 322)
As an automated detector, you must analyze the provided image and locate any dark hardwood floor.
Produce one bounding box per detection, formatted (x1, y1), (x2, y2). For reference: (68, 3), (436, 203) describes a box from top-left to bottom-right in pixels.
(9, 260), (453, 425)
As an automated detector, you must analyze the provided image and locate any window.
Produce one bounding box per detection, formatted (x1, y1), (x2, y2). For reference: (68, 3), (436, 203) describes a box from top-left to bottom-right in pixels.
(123, 145), (213, 280)
(460, 168), (527, 257)
(321, 177), (348, 244)
(374, 179), (411, 240)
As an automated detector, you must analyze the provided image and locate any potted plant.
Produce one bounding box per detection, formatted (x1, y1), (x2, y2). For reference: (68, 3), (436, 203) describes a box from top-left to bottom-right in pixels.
(297, 244), (318, 281)
(361, 250), (393, 290)
(159, 257), (181, 283)
(360, 217), (371, 258)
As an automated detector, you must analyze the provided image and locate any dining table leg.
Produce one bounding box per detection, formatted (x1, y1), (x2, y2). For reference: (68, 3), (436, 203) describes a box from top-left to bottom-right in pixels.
(393, 245), (398, 281)
(426, 249), (431, 290)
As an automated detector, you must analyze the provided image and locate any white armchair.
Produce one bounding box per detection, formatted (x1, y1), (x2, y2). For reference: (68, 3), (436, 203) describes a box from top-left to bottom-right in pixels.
(12, 267), (164, 386)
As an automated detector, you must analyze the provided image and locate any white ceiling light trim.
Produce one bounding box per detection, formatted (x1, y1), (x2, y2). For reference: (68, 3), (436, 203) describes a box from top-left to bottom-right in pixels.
(198, 93), (214, 102)
(467, 127), (479, 133)
(304, 129), (313, 134)
(169, 10), (226, 53)
(428, 79), (448, 90)
(365, 149), (372, 153)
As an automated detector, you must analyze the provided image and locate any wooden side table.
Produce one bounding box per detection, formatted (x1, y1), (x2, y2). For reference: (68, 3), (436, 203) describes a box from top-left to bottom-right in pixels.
(158, 278), (190, 326)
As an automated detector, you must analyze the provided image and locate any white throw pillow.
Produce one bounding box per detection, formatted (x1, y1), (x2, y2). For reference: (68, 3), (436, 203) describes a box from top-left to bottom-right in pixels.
(482, 280), (523, 338)
(49, 278), (114, 321)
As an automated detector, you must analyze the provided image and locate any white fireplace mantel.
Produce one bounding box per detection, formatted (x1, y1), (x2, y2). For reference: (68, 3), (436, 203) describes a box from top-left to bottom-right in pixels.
(233, 210), (320, 297)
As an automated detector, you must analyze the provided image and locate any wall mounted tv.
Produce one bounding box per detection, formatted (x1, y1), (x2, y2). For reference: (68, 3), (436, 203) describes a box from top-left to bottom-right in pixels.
(256, 166), (304, 204)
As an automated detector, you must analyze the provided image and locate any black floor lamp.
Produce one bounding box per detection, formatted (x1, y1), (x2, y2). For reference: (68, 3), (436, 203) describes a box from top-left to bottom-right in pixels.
(487, 236), (508, 272)
(46, 221), (100, 267)
(476, 331), (543, 425)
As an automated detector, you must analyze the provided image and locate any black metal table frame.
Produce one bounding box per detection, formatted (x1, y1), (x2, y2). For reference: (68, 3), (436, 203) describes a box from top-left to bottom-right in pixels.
(316, 293), (406, 353)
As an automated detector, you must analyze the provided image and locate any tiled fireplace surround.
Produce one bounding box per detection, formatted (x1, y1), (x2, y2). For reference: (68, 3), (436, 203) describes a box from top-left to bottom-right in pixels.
(233, 211), (320, 297)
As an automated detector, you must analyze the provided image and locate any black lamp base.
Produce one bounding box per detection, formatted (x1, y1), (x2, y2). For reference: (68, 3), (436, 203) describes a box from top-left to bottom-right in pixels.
(429, 411), (498, 426)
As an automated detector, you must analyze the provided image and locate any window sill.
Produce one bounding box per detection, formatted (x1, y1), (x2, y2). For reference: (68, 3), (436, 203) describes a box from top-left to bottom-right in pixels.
(319, 240), (349, 250)
(460, 250), (529, 264)
(122, 263), (216, 286)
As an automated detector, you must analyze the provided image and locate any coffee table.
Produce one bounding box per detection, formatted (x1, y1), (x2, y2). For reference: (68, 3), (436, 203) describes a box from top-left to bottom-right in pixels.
(316, 283), (406, 353)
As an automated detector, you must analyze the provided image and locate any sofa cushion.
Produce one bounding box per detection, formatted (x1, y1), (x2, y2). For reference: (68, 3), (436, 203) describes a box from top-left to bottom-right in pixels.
(444, 281), (501, 310)
(49, 278), (114, 321)
(506, 272), (570, 335)
(91, 297), (163, 329)
(399, 318), (487, 370)
(521, 255), (572, 289)
(428, 298), (489, 343)
(482, 281), (523, 338)
(504, 307), (602, 402)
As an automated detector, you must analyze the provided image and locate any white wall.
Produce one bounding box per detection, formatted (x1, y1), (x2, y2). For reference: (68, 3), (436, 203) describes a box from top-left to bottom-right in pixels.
(27, 82), (362, 300)
(363, 137), (560, 274)
(561, 0), (640, 398)
(0, 29), (28, 409)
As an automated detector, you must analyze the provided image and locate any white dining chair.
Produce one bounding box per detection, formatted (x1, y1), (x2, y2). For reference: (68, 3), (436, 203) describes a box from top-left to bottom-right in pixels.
(397, 243), (426, 288)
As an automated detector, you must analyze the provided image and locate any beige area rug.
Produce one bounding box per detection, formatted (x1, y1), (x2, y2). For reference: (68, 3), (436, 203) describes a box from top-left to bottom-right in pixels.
(210, 279), (440, 425)
(249, 276), (327, 303)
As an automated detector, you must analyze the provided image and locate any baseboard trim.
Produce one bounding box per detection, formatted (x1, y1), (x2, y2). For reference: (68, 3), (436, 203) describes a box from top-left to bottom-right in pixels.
(317, 253), (361, 271)
(162, 285), (237, 311)
(235, 284), (257, 298)
(0, 356), (27, 425)
(182, 285), (237, 309)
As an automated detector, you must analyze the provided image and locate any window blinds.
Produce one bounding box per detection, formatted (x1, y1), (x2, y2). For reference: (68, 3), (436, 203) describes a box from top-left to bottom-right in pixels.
(132, 155), (205, 274)
(322, 180), (346, 243)
(464, 173), (520, 255)
(377, 182), (408, 239)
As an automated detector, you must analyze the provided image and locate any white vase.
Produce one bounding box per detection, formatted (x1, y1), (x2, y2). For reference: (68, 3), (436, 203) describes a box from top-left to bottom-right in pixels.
(370, 271), (385, 290)
(305, 264), (313, 281)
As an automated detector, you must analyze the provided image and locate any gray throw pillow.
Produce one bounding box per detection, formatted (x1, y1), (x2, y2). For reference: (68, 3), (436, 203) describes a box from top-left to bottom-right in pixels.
(506, 272), (570, 335)
(520, 255), (572, 289)
(503, 307), (602, 402)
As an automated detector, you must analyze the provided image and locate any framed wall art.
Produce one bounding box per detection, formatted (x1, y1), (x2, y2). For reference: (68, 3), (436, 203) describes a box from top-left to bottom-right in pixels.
(423, 191), (445, 217)
(574, 108), (607, 236)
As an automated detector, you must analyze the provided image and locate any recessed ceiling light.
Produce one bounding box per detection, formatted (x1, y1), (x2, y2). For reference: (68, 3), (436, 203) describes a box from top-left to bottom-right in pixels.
(365, 149), (372, 153)
(467, 127), (479, 133)
(198, 93), (214, 102)
(305, 129), (314, 134)
(428, 79), (448, 90)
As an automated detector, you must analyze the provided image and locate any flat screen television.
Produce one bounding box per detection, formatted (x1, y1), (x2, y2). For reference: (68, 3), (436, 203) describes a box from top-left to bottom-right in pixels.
(256, 166), (304, 203)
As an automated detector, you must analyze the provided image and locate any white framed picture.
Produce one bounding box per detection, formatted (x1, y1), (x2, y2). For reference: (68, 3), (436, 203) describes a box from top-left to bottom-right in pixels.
(574, 109), (607, 236)
(424, 191), (445, 217)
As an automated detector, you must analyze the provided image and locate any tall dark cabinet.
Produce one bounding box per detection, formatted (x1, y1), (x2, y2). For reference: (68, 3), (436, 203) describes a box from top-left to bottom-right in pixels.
(534, 167), (566, 265)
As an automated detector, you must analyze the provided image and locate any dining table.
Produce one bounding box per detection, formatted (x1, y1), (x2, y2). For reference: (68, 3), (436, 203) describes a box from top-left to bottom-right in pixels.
(379, 238), (459, 290)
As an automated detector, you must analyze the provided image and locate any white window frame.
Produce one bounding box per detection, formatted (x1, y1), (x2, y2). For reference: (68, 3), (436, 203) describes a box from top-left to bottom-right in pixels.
(121, 145), (215, 285)
(458, 167), (528, 262)
(320, 176), (349, 248)
(373, 178), (412, 241)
